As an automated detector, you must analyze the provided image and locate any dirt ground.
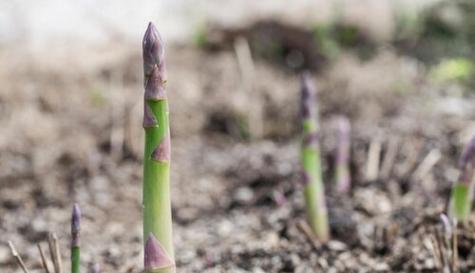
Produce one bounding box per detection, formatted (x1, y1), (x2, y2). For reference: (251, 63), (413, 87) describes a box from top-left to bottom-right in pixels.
(2, 18), (475, 273)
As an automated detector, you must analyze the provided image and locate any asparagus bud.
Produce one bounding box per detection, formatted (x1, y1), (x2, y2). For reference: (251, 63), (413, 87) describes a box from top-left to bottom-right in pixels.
(335, 116), (351, 193)
(71, 203), (81, 273)
(142, 22), (175, 273)
(450, 135), (475, 221)
(143, 24), (165, 81)
(299, 73), (329, 241)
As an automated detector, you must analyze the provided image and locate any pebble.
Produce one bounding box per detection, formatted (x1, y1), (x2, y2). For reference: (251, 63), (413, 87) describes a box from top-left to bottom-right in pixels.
(234, 187), (254, 204)
(327, 240), (347, 251)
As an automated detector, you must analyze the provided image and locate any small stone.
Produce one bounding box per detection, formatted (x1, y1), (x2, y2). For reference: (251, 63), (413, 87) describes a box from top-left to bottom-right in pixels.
(374, 263), (389, 271)
(252, 267), (265, 273)
(234, 187), (254, 204)
(327, 240), (347, 251)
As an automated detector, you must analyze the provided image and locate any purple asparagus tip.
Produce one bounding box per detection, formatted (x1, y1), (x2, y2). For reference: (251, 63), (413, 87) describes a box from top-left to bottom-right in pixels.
(144, 233), (174, 271)
(300, 72), (319, 149)
(143, 22), (164, 76)
(142, 22), (167, 128)
(71, 203), (81, 247)
(458, 135), (475, 185)
(300, 72), (317, 121)
(90, 263), (100, 273)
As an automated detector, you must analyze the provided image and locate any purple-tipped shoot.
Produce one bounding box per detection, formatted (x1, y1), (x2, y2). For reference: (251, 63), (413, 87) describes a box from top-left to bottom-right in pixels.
(449, 135), (475, 221)
(71, 203), (81, 273)
(334, 116), (351, 193)
(299, 73), (329, 241)
(142, 22), (175, 273)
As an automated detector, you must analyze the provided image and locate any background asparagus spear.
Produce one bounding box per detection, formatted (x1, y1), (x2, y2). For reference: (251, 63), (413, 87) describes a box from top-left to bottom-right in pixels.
(450, 135), (475, 221)
(299, 73), (330, 241)
(335, 116), (351, 193)
(71, 204), (80, 273)
(142, 22), (175, 273)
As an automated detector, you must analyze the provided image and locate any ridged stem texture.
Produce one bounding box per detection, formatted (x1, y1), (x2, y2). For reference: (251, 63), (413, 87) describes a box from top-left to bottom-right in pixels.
(142, 22), (175, 273)
(71, 204), (80, 273)
(450, 135), (475, 221)
(300, 73), (329, 241)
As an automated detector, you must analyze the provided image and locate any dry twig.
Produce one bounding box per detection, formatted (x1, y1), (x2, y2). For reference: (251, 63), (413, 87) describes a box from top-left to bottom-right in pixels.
(234, 36), (262, 138)
(53, 234), (63, 273)
(452, 222), (458, 273)
(37, 243), (52, 273)
(380, 137), (399, 179)
(8, 241), (30, 273)
(398, 139), (422, 177)
(366, 137), (382, 180)
(429, 234), (443, 272)
(48, 233), (63, 273)
(412, 149), (441, 181)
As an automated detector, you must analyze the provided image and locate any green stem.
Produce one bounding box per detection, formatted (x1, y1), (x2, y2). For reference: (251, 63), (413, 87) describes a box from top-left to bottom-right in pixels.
(143, 101), (174, 256)
(450, 183), (471, 221)
(71, 246), (80, 273)
(301, 120), (329, 241)
(299, 73), (329, 241)
(449, 135), (475, 222)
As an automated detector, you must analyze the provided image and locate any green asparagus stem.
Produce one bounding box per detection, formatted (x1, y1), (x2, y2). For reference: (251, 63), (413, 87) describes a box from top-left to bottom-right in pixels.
(71, 204), (81, 273)
(299, 73), (329, 241)
(450, 135), (475, 221)
(335, 116), (351, 193)
(451, 184), (470, 220)
(142, 22), (175, 273)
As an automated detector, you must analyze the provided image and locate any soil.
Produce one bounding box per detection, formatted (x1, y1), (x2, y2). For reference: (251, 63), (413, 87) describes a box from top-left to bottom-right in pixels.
(2, 23), (475, 273)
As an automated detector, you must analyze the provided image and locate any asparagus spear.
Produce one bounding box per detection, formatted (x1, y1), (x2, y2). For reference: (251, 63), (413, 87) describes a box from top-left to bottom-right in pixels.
(299, 73), (330, 241)
(71, 204), (80, 273)
(142, 22), (175, 273)
(450, 135), (475, 221)
(335, 116), (351, 193)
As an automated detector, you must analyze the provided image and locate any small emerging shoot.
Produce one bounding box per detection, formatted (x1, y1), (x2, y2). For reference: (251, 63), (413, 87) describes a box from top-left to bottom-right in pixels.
(71, 204), (81, 273)
(449, 135), (475, 221)
(299, 73), (330, 241)
(8, 241), (30, 273)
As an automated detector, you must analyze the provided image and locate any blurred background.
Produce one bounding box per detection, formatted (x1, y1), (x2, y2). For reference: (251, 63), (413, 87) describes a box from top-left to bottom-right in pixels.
(2, 0), (475, 272)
